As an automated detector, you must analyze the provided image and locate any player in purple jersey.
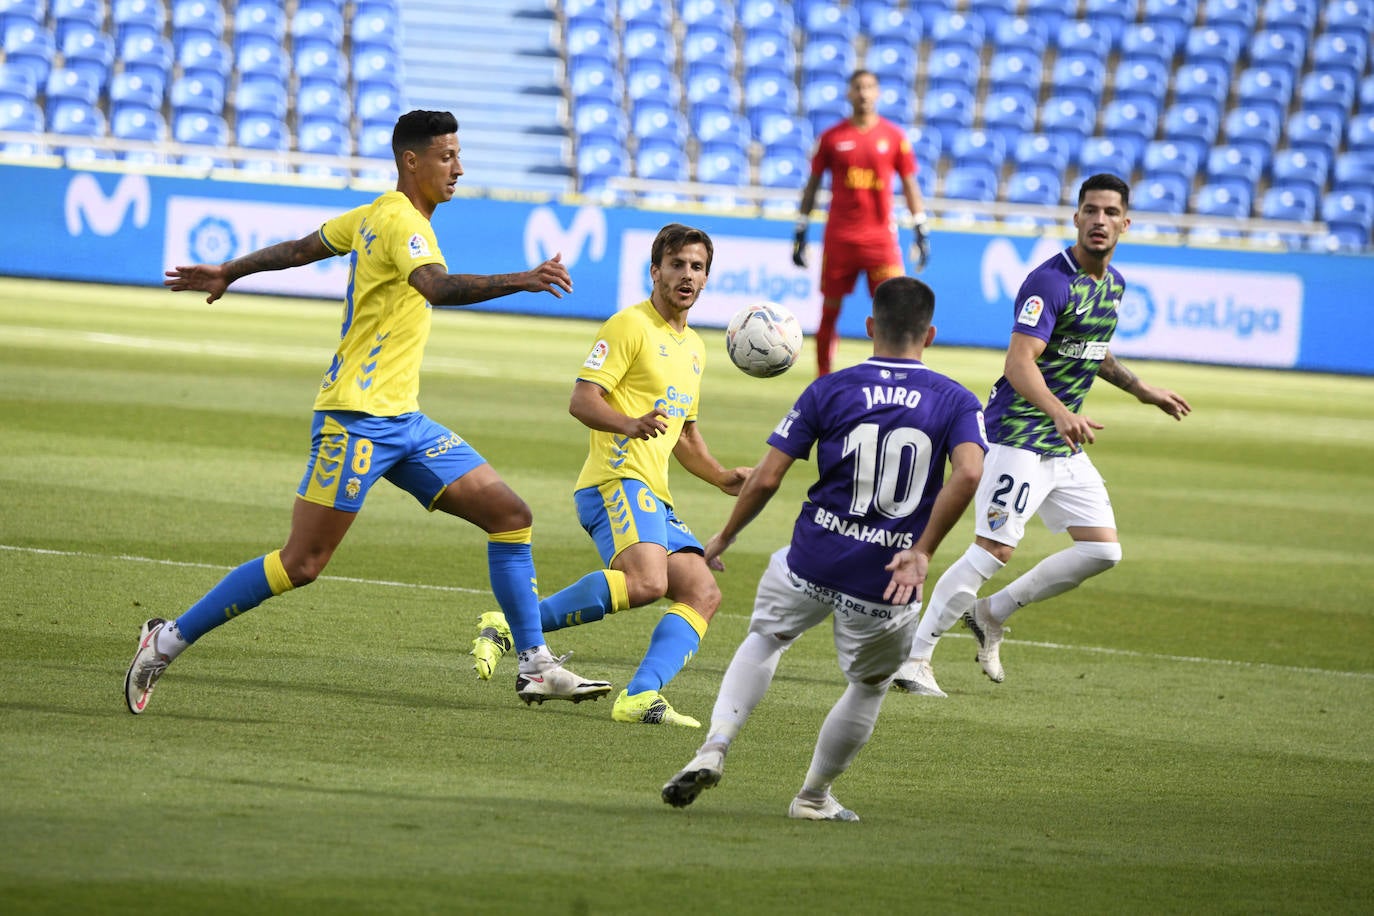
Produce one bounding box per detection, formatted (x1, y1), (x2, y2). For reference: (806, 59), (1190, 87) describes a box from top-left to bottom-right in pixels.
(892, 174), (1192, 697)
(661, 276), (985, 821)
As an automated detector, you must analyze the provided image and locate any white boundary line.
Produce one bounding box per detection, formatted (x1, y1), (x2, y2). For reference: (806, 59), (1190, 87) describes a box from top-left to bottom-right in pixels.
(5, 544), (1372, 681)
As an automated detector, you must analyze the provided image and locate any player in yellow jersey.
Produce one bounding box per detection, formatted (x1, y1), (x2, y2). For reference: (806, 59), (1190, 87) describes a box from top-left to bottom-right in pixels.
(471, 223), (750, 726)
(125, 110), (611, 714)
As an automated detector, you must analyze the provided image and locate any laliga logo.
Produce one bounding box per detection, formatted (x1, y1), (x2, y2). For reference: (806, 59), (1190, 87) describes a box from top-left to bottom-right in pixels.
(1114, 286), (1156, 339)
(64, 173), (151, 237)
(188, 216), (238, 263)
(979, 237), (1063, 304)
(524, 206), (606, 268)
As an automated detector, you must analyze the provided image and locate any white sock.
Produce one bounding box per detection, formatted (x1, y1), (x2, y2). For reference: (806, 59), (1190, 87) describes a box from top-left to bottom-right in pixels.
(988, 541), (1123, 623)
(705, 631), (786, 745)
(516, 644), (555, 673)
(155, 620), (190, 661)
(910, 544), (1004, 658)
(799, 681), (885, 798)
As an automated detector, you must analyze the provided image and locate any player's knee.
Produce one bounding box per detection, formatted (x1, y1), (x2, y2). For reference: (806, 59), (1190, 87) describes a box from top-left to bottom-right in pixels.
(283, 553), (328, 587)
(625, 573), (669, 607)
(1074, 540), (1123, 573)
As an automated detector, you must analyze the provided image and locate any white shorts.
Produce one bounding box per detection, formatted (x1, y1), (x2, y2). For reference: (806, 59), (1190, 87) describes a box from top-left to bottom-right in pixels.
(973, 443), (1117, 547)
(747, 547), (918, 685)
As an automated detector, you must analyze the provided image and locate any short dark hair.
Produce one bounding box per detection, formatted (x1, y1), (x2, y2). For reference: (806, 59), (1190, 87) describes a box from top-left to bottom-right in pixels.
(392, 110), (458, 161)
(849, 69), (875, 85)
(651, 223), (714, 274)
(1078, 173), (1131, 209)
(871, 276), (935, 346)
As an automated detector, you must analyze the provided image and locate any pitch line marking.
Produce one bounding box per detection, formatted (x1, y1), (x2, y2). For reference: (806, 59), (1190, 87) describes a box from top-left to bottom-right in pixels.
(4, 544), (1371, 681)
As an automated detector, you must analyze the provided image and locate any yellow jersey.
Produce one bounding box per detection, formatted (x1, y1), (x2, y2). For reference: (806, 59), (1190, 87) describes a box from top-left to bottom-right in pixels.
(314, 191), (446, 416)
(574, 299), (705, 506)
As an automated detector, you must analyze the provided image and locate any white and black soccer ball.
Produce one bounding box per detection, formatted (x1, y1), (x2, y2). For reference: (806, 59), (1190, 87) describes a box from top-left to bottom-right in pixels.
(724, 301), (803, 378)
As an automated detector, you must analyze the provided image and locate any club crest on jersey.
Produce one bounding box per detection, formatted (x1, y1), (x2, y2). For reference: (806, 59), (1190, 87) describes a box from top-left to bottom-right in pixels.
(408, 233), (430, 258)
(876, 139), (889, 153)
(346, 477), (362, 500)
(987, 506), (1009, 531)
(692, 352), (701, 375)
(584, 339), (609, 370)
(1017, 295), (1045, 326)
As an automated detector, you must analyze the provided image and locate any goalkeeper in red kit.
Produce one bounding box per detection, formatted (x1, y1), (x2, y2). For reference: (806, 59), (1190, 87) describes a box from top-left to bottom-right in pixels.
(793, 69), (929, 376)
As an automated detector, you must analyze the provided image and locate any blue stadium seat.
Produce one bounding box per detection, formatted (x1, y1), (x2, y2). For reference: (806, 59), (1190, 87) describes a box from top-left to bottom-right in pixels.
(292, 3), (343, 46)
(628, 65), (682, 108)
(620, 0), (670, 28)
(1286, 109), (1343, 158)
(683, 0), (735, 30)
(930, 11), (987, 49)
(1183, 23), (1246, 66)
(358, 121), (394, 159)
(968, 0), (1019, 34)
(113, 0), (165, 44)
(45, 67), (99, 106)
(1142, 139), (1201, 181)
(867, 6), (920, 45)
(1262, 0), (1317, 39)
(1078, 136), (1138, 179)
(236, 113), (288, 153)
(1323, 0), (1374, 39)
(235, 1), (286, 49)
(988, 49), (1041, 95)
(745, 72), (799, 121)
(170, 72), (224, 115)
(1083, 0), (1137, 47)
(1203, 0), (1258, 28)
(1050, 54), (1107, 107)
(119, 31), (173, 86)
(757, 112), (812, 155)
(0, 62), (34, 102)
(0, 0), (42, 33)
(58, 27), (113, 90)
(1056, 19), (1112, 59)
(352, 2), (400, 51)
(687, 68), (740, 118)
(636, 142), (687, 182)
(1321, 189), (1374, 240)
(570, 59), (622, 106)
(758, 149), (809, 190)
(298, 118), (349, 156)
(802, 73), (848, 121)
(1040, 96), (1097, 145)
(172, 0), (224, 43)
(1133, 173), (1190, 213)
(49, 97), (105, 137)
(632, 101), (687, 147)
(992, 16), (1049, 55)
(922, 85), (976, 133)
(801, 34), (856, 79)
(1236, 65), (1293, 119)
(1345, 112), (1374, 153)
(1102, 97), (1158, 147)
(1223, 105), (1282, 160)
(1333, 151), (1374, 192)
(1248, 28), (1306, 75)
(1271, 147), (1330, 196)
(877, 83), (915, 124)
(1113, 60), (1168, 104)
(576, 98), (629, 146)
(1014, 132), (1072, 179)
(1119, 23), (1177, 64)
(1206, 144), (1266, 197)
(1259, 185), (1316, 221)
(567, 21), (616, 71)
(3, 20), (55, 85)
(301, 81), (351, 125)
(743, 32), (795, 82)
(1141, 0), (1197, 49)
(866, 42), (914, 86)
(804, 2), (858, 41)
(1007, 170), (1063, 205)
(112, 104), (165, 145)
(1194, 182), (1252, 218)
(982, 87), (1037, 150)
(297, 42), (347, 87)
(236, 38), (289, 85)
(927, 45), (981, 91)
(1163, 99), (1221, 162)
(697, 146), (749, 188)
(53, 0), (104, 44)
(624, 22), (674, 76)
(908, 123), (942, 169)
(949, 127), (1007, 172)
(1299, 71), (1356, 117)
(684, 25), (735, 78)
(741, 0), (795, 34)
(0, 97), (41, 131)
(1311, 32), (1367, 82)
(353, 48), (399, 92)
(942, 164), (1000, 201)
(178, 35), (231, 82)
(1025, 0), (1076, 37)
(237, 80), (287, 119)
(1174, 61), (1230, 107)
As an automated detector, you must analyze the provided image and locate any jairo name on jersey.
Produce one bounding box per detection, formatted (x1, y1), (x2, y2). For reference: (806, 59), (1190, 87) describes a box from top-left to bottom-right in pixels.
(1057, 340), (1110, 360)
(811, 507), (915, 549)
(862, 385), (924, 410)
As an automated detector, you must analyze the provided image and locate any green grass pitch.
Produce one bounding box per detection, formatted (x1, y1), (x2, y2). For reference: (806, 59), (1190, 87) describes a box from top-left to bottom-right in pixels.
(1, 276), (1371, 915)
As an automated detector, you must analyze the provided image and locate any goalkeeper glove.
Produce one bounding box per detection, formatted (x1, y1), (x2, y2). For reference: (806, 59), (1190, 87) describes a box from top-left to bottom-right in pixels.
(907, 212), (930, 272)
(791, 219), (807, 268)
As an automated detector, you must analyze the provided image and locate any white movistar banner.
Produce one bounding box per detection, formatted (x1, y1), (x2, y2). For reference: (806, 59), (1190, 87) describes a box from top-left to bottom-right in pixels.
(163, 197), (352, 298)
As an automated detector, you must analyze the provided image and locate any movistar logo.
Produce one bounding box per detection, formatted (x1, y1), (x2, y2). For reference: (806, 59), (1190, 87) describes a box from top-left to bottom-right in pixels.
(524, 206), (606, 267)
(64, 173), (151, 237)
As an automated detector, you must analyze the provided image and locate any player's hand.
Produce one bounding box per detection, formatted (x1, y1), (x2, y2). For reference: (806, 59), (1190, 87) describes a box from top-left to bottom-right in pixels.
(718, 465), (752, 497)
(703, 532), (734, 571)
(909, 220), (930, 272)
(1138, 384), (1192, 420)
(164, 264), (230, 304)
(882, 548), (931, 606)
(525, 252), (572, 298)
(791, 224), (807, 268)
(1053, 412), (1104, 451)
(626, 407), (670, 440)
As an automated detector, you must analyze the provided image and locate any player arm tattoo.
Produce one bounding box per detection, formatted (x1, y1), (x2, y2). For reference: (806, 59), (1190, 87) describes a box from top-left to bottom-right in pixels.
(411, 264), (530, 306)
(225, 234), (331, 282)
(1097, 351), (1142, 394)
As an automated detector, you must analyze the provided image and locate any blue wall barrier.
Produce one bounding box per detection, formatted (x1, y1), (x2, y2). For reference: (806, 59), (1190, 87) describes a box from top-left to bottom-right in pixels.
(2, 162), (1371, 375)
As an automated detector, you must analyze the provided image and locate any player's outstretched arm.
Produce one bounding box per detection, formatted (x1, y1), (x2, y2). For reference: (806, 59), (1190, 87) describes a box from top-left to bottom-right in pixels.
(702, 446), (793, 571)
(411, 254), (572, 307)
(164, 232), (332, 304)
(673, 422), (752, 496)
(1098, 351), (1192, 420)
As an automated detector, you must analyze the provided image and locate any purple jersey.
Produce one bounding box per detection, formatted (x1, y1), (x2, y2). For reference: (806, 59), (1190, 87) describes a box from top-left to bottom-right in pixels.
(767, 357), (987, 603)
(984, 247), (1125, 456)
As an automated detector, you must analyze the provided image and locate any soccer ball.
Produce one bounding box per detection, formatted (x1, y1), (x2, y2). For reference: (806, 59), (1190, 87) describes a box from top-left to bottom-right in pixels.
(725, 301), (803, 378)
